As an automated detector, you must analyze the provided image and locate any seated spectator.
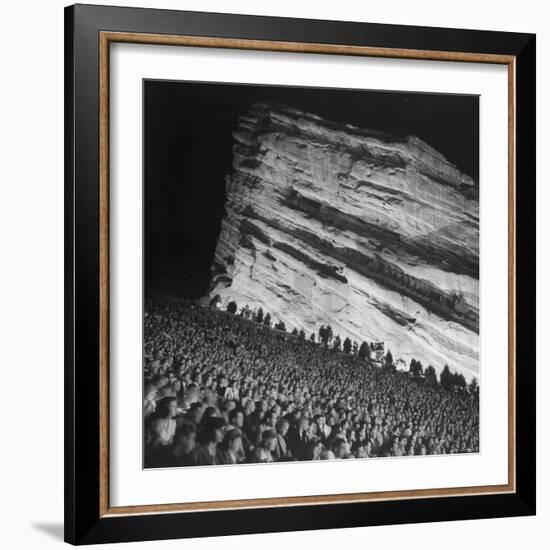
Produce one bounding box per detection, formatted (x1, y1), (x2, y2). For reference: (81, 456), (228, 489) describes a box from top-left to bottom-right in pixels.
(190, 417), (225, 466)
(143, 382), (157, 419)
(172, 422), (197, 466)
(220, 428), (244, 465)
(332, 437), (350, 459)
(148, 397), (177, 448)
(303, 438), (323, 461)
(252, 429), (278, 463)
(228, 408), (253, 459)
(274, 418), (292, 461)
(145, 396), (178, 467)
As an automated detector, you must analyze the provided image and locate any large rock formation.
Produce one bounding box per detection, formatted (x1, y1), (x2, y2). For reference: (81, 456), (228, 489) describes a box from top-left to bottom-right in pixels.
(209, 103), (479, 380)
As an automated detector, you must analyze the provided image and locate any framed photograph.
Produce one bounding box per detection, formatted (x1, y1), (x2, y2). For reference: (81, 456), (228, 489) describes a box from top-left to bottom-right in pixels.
(64, 4), (536, 545)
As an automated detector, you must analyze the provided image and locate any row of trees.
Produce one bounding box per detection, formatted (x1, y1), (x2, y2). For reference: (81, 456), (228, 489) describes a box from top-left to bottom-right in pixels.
(223, 299), (477, 394)
(227, 302), (377, 358)
(409, 359), (478, 394)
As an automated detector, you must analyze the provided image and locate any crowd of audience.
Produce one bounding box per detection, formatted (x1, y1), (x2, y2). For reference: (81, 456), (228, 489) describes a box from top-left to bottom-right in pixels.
(144, 297), (479, 468)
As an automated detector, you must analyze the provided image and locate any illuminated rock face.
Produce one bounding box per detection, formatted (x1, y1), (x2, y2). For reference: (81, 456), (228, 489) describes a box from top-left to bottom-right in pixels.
(209, 103), (479, 380)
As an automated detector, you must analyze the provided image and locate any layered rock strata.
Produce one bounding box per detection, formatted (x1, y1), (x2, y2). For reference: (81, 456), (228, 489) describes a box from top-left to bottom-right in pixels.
(209, 103), (479, 380)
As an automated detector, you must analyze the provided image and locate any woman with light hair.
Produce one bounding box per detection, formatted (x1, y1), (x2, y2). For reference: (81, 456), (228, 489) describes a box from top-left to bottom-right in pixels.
(148, 397), (177, 448)
(143, 381), (157, 419)
(145, 396), (178, 468)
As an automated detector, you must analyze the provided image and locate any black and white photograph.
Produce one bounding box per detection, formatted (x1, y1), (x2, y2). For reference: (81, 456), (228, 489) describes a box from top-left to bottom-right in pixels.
(0, 0), (541, 546)
(143, 80), (480, 469)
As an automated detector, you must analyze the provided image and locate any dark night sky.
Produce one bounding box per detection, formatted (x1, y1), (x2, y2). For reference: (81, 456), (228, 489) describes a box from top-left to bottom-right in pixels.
(144, 80), (479, 297)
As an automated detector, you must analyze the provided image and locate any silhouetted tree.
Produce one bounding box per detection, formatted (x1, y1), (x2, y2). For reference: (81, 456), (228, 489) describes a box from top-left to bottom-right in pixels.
(424, 365), (438, 387)
(452, 372), (467, 390)
(226, 301), (238, 315)
(358, 341), (370, 360)
(326, 325), (334, 346)
(291, 327), (298, 336)
(298, 329), (306, 340)
(410, 358), (424, 378)
(318, 325), (333, 347)
(255, 307), (264, 324)
(263, 312), (271, 327)
(440, 365), (452, 390)
(343, 337), (352, 354)
(309, 333), (316, 343)
(385, 349), (394, 370)
(469, 377), (479, 396)
(352, 341), (359, 355)
(274, 320), (286, 332)
(332, 335), (341, 351)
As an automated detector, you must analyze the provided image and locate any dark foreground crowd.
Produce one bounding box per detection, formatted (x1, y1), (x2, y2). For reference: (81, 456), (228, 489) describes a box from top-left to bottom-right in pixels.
(144, 297), (479, 468)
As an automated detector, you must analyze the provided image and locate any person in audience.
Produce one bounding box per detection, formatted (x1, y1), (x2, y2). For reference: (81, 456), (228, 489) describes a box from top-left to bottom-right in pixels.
(220, 428), (244, 465)
(148, 397), (177, 448)
(189, 417), (225, 466)
(172, 422), (197, 466)
(145, 396), (178, 467)
(332, 437), (350, 459)
(252, 429), (278, 463)
(274, 418), (292, 461)
(143, 382), (157, 419)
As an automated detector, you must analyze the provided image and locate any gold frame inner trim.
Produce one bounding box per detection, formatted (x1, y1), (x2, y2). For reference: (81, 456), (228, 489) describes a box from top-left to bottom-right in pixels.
(98, 31), (516, 518)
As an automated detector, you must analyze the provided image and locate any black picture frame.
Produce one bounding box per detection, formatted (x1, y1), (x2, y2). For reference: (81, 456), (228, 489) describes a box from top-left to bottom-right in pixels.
(65, 3), (536, 545)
